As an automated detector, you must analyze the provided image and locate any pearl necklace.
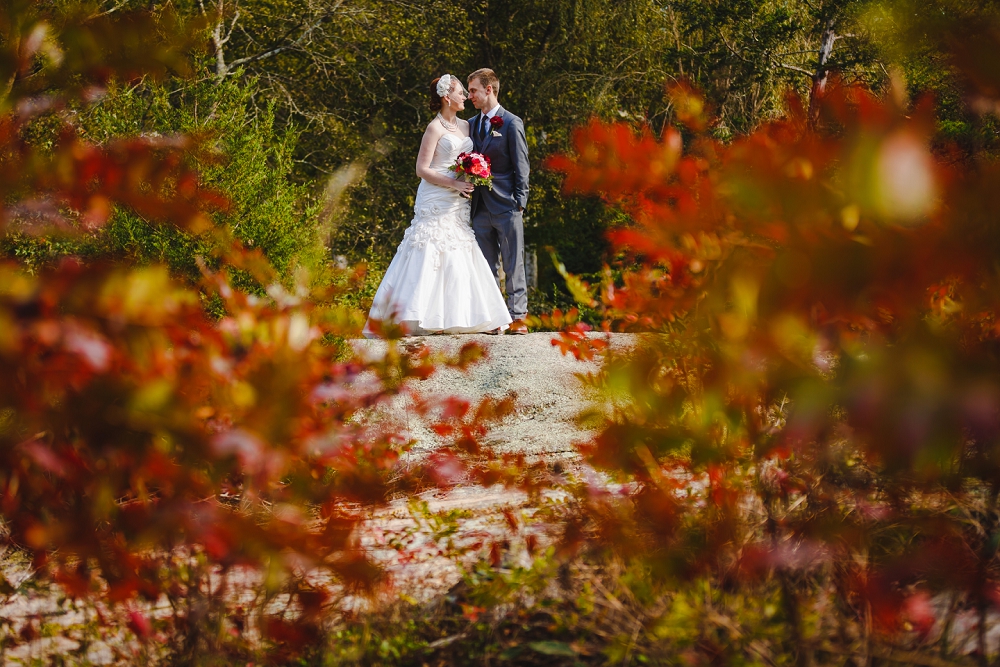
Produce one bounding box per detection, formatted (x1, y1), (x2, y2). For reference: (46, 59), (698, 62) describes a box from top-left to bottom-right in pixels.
(436, 114), (458, 131)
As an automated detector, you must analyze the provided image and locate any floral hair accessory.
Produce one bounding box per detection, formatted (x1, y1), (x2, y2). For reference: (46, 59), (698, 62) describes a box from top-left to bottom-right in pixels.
(436, 74), (454, 98)
(490, 116), (504, 129)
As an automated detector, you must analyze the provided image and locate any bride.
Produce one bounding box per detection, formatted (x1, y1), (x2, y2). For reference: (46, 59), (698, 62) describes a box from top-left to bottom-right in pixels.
(363, 75), (512, 337)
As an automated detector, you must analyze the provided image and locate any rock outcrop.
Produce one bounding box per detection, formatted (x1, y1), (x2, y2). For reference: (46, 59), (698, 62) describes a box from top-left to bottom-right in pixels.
(352, 332), (632, 460)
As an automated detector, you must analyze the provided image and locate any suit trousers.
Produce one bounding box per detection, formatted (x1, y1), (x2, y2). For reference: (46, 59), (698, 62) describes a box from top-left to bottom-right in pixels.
(471, 206), (527, 321)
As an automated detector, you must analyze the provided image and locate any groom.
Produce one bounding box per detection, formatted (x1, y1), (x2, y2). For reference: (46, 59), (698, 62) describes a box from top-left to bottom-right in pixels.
(467, 68), (529, 334)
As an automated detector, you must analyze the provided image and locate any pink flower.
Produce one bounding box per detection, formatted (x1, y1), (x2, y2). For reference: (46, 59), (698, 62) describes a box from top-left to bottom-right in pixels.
(468, 156), (487, 177)
(449, 153), (493, 185)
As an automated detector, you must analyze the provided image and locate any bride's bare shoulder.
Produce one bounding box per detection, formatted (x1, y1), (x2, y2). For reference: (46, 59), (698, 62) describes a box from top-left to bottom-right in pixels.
(423, 119), (446, 137)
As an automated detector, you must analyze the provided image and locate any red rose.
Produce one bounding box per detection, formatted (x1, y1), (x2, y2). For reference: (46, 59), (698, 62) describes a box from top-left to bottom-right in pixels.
(489, 116), (504, 129)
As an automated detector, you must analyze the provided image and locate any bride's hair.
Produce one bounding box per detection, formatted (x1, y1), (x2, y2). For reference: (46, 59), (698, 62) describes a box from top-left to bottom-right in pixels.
(429, 76), (453, 112)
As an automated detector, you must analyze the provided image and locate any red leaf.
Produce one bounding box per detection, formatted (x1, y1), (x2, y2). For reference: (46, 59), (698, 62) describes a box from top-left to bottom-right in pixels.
(128, 610), (152, 639)
(425, 450), (466, 486)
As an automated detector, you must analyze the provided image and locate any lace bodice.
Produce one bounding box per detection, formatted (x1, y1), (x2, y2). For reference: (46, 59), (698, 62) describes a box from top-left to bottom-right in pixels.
(428, 133), (474, 176)
(402, 132), (476, 270)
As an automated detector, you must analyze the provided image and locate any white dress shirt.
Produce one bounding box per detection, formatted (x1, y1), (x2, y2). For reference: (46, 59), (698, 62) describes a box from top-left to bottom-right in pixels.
(479, 104), (501, 133)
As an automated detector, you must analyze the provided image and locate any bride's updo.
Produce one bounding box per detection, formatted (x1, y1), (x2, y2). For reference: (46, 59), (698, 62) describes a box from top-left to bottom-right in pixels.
(429, 75), (454, 112)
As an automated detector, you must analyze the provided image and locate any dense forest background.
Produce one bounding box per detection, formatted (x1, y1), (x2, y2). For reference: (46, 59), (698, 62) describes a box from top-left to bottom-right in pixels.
(7, 0), (994, 309)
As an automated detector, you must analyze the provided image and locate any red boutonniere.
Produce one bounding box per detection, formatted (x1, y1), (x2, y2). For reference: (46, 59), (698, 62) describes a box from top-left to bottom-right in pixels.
(489, 116), (504, 129)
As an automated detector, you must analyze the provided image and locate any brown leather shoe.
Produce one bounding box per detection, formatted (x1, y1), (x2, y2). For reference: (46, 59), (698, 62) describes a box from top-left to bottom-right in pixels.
(508, 319), (528, 335)
(485, 327), (502, 335)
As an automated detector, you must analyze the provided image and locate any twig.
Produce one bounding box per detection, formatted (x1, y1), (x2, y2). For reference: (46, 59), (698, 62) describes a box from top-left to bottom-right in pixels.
(772, 50), (821, 57)
(940, 591), (961, 659)
(586, 569), (638, 622)
(818, 642), (976, 667)
(775, 62), (816, 77)
(427, 632), (468, 649)
(621, 619), (642, 666)
(88, 2), (127, 19)
(224, 0), (346, 74)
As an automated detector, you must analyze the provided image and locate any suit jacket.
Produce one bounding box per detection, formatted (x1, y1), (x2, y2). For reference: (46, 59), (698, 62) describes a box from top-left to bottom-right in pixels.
(471, 106), (530, 216)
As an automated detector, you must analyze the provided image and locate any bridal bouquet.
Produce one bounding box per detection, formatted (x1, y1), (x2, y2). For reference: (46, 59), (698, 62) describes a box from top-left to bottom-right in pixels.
(450, 152), (493, 196)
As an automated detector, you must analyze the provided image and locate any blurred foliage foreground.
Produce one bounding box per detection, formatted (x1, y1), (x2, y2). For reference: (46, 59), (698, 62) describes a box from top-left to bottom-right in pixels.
(4, 2), (1000, 667)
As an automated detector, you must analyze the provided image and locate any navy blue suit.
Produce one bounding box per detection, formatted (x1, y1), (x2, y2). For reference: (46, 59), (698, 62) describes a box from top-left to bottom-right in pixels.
(470, 106), (529, 320)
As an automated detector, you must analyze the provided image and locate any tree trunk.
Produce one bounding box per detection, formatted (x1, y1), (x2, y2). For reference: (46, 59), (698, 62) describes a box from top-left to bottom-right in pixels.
(213, 17), (228, 78)
(2, 27), (22, 104)
(808, 18), (837, 127)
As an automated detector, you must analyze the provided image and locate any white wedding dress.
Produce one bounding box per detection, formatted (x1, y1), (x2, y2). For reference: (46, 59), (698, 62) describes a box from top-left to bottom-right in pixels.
(363, 133), (512, 337)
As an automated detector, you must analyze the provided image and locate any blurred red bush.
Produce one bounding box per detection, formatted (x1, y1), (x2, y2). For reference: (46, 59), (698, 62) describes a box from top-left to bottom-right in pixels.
(546, 19), (1000, 659)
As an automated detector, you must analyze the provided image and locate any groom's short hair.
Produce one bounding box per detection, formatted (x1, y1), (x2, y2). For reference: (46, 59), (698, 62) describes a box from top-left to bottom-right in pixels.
(468, 68), (500, 96)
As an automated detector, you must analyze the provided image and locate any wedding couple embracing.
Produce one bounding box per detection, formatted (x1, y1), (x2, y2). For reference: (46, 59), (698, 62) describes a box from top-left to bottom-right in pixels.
(363, 68), (530, 338)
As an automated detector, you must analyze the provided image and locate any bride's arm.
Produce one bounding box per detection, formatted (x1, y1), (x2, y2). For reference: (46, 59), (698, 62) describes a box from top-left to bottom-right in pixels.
(415, 125), (475, 194)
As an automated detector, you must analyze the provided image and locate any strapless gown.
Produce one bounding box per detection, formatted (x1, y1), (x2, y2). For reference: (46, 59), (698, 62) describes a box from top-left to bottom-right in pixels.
(363, 133), (512, 337)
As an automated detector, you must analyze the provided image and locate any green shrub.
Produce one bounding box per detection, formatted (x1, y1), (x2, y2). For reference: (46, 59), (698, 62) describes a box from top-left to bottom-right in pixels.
(3, 72), (323, 293)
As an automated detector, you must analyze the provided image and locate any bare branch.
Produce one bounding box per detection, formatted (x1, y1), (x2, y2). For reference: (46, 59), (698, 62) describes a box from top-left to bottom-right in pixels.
(89, 2), (127, 19)
(219, 8), (241, 46)
(771, 50), (820, 57)
(227, 44), (294, 70)
(720, 32), (750, 63)
(222, 0), (346, 75)
(775, 62), (815, 77)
